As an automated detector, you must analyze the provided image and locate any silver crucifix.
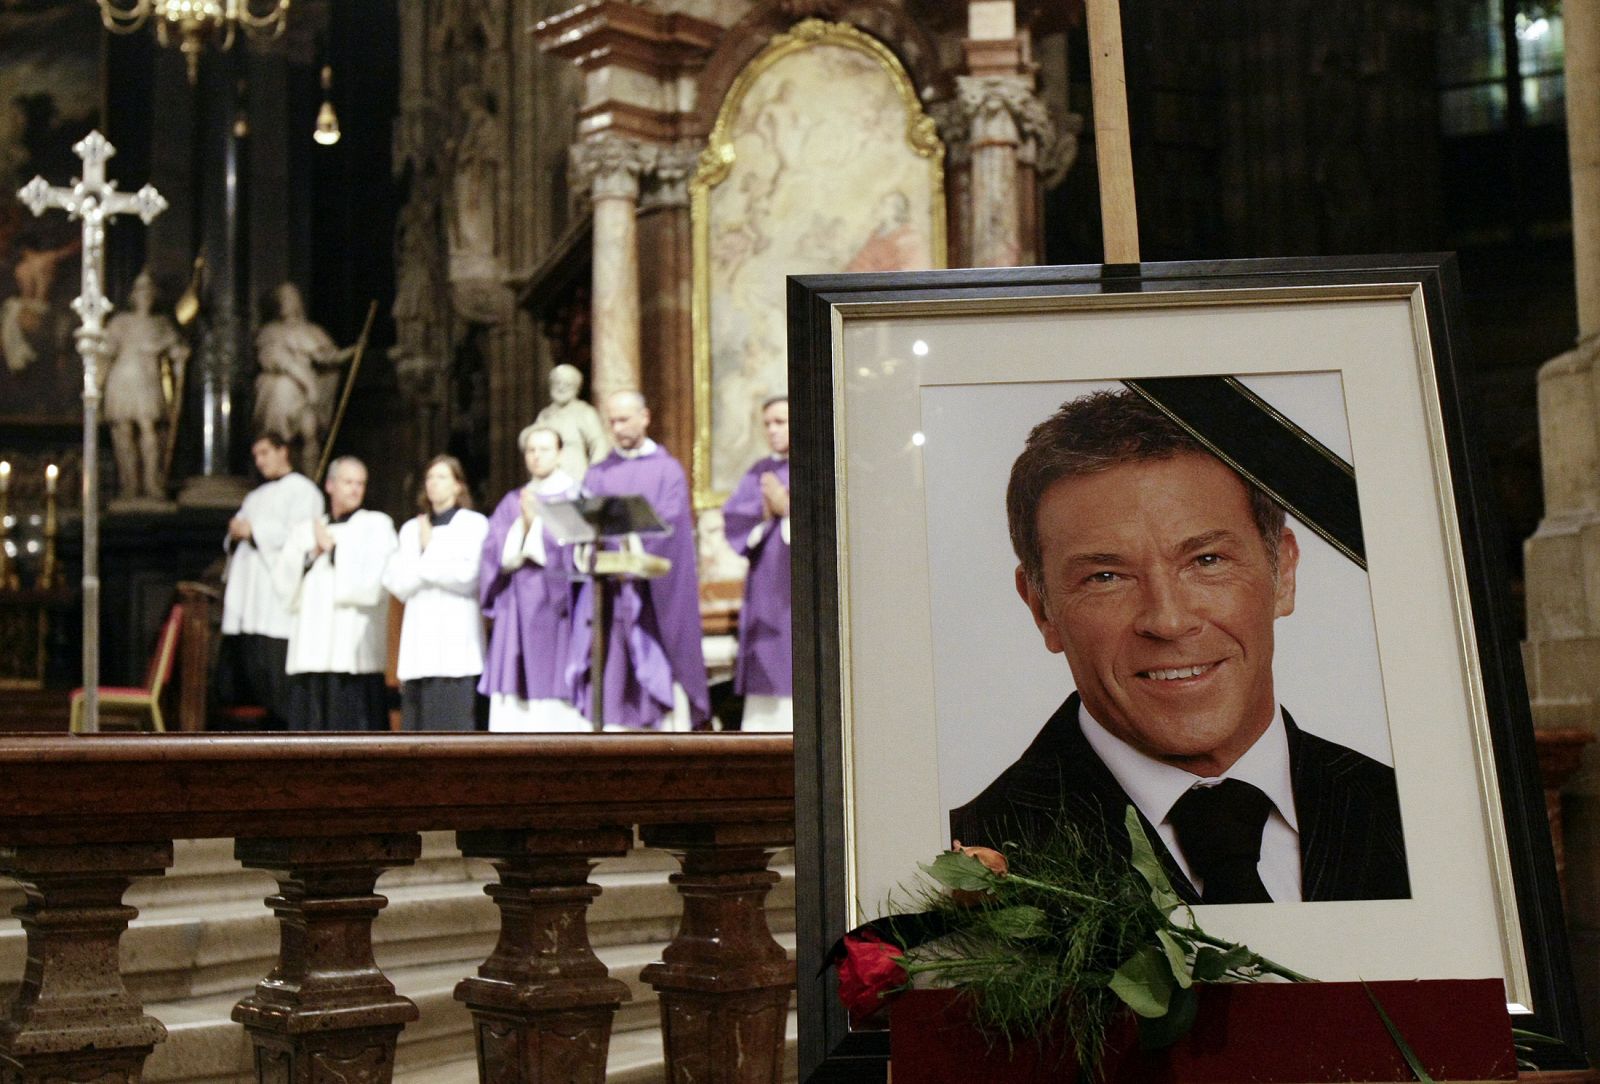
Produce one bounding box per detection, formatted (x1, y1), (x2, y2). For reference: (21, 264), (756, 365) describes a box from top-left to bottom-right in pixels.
(18, 130), (167, 734)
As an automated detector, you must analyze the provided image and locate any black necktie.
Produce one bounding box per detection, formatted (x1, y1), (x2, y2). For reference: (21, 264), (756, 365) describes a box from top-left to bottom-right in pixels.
(1168, 779), (1274, 904)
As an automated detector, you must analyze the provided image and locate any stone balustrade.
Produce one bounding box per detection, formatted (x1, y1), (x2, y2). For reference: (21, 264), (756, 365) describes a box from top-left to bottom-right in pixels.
(0, 733), (795, 1083)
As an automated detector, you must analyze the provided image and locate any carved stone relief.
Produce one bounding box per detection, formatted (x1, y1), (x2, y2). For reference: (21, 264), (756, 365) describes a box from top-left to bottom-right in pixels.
(954, 73), (1080, 185)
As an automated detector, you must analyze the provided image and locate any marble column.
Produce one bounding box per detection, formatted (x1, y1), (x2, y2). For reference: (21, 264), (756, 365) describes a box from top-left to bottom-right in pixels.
(637, 142), (699, 470)
(572, 136), (655, 404)
(955, 0), (1077, 270)
(930, 100), (974, 268)
(960, 76), (1025, 268)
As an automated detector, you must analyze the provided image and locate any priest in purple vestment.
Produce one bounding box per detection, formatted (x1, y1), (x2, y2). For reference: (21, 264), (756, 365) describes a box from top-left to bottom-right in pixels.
(571, 391), (710, 731)
(478, 425), (587, 731)
(721, 396), (792, 731)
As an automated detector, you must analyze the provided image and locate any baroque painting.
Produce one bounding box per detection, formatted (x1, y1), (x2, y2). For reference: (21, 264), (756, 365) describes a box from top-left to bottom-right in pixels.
(691, 19), (944, 504)
(0, 0), (100, 426)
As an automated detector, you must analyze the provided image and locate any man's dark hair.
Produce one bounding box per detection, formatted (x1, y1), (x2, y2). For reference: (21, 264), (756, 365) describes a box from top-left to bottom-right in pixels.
(252, 430), (289, 450)
(761, 394), (788, 412)
(1007, 390), (1286, 596)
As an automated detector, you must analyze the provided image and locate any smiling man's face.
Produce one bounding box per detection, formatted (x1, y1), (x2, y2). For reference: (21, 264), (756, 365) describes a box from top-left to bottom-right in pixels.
(1017, 452), (1299, 777)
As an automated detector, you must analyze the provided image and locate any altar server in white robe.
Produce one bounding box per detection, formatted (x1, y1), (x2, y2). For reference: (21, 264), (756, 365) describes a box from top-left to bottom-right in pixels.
(275, 455), (399, 731)
(220, 431), (324, 728)
(382, 454), (488, 730)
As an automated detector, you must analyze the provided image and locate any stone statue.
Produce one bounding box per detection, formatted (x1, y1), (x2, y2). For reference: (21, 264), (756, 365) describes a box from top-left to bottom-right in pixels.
(103, 270), (188, 504)
(534, 363), (609, 482)
(447, 85), (503, 278)
(253, 283), (356, 475)
(392, 171), (444, 368)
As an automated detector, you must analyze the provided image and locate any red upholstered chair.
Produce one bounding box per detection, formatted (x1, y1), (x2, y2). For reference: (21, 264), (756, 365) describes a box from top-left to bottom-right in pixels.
(70, 603), (183, 733)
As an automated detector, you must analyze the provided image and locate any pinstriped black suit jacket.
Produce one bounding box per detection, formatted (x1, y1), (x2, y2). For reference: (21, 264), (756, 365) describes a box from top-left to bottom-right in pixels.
(947, 694), (1411, 903)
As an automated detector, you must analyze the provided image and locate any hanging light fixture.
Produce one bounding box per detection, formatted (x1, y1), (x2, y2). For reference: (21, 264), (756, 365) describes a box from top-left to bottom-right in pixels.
(313, 65), (341, 146)
(98, 0), (291, 84)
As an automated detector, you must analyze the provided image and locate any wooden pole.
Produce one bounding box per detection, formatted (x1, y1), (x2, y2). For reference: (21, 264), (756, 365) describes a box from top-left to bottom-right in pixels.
(1085, 0), (1140, 264)
(315, 300), (379, 483)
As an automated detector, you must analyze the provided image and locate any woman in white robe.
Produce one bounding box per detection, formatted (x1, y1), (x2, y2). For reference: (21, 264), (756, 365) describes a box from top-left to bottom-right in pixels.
(382, 455), (489, 731)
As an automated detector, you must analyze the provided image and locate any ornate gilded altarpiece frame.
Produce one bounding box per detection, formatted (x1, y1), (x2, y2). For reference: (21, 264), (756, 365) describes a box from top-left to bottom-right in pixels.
(690, 18), (946, 509)
(788, 258), (1588, 1078)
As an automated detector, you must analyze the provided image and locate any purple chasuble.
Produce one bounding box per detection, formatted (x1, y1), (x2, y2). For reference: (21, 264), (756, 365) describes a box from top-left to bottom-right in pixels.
(721, 456), (791, 697)
(572, 446), (710, 729)
(478, 485), (579, 702)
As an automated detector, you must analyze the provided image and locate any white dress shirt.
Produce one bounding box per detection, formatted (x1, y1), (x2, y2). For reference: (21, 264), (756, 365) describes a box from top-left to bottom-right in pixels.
(1080, 702), (1304, 902)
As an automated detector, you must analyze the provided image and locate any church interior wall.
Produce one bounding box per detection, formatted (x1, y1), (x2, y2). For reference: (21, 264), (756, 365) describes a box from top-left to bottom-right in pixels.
(0, 1), (1579, 699)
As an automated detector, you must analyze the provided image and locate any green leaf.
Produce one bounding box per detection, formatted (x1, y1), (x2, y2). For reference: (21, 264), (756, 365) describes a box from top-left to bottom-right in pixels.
(988, 905), (1049, 940)
(1156, 928), (1193, 989)
(1191, 944), (1253, 982)
(1362, 981), (1435, 1082)
(1124, 806), (1182, 915)
(1511, 1027), (1561, 1046)
(1109, 945), (1174, 1018)
(1137, 983), (1199, 1050)
(921, 852), (999, 892)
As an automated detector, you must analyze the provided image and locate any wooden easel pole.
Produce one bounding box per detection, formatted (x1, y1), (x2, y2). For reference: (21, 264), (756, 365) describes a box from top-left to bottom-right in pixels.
(1085, 0), (1140, 264)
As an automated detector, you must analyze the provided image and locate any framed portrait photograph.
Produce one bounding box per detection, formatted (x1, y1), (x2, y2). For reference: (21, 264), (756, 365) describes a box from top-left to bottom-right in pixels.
(788, 257), (1587, 1078)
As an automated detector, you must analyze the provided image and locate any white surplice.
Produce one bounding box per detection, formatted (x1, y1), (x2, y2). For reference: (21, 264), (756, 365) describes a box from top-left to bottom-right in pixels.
(382, 508), (489, 681)
(221, 472), (324, 638)
(275, 508), (399, 675)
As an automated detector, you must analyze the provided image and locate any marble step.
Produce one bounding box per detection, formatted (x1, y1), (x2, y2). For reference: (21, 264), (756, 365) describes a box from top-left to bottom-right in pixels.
(141, 935), (799, 1083)
(389, 1010), (802, 1084)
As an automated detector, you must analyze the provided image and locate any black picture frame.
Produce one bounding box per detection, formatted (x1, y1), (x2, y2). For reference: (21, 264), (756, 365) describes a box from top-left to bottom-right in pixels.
(788, 256), (1588, 1080)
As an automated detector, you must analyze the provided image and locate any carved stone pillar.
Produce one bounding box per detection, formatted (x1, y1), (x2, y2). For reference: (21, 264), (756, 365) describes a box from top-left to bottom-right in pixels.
(0, 841), (173, 1083)
(930, 100), (974, 268)
(572, 136), (655, 404)
(637, 142), (701, 468)
(960, 76), (1025, 268)
(1525, 0), (1600, 725)
(639, 822), (794, 1084)
(955, 17), (1078, 269)
(454, 827), (634, 1083)
(232, 834), (422, 1083)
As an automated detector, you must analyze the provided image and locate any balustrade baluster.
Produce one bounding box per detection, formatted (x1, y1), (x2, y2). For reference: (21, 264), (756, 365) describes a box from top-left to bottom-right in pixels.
(0, 841), (173, 1083)
(455, 826), (634, 1083)
(640, 821), (795, 1084)
(232, 833), (422, 1084)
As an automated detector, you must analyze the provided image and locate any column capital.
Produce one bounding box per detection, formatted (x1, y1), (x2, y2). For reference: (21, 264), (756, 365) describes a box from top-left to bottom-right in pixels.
(641, 141), (702, 211)
(953, 74), (1081, 186)
(571, 135), (657, 202)
(929, 97), (972, 168)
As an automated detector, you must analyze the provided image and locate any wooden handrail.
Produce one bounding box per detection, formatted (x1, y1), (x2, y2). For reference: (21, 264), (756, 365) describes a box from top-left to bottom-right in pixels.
(0, 733), (794, 843)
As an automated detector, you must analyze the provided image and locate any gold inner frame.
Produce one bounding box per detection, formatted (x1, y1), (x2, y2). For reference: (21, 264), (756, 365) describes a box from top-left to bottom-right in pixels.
(690, 18), (947, 510)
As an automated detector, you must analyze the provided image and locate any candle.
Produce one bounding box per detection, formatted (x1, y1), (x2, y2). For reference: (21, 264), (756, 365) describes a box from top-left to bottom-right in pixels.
(45, 463), (57, 495)
(0, 461), (9, 495)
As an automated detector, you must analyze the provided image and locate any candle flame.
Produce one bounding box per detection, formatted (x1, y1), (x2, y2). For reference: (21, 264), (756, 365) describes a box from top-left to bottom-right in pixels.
(45, 464), (58, 480)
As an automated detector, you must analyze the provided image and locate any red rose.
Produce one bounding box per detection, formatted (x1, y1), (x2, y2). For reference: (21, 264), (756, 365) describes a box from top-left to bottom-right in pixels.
(835, 930), (907, 1025)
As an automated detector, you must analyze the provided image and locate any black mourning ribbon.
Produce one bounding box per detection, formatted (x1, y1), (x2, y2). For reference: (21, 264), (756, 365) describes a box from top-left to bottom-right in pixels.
(1168, 779), (1275, 904)
(1122, 376), (1366, 569)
